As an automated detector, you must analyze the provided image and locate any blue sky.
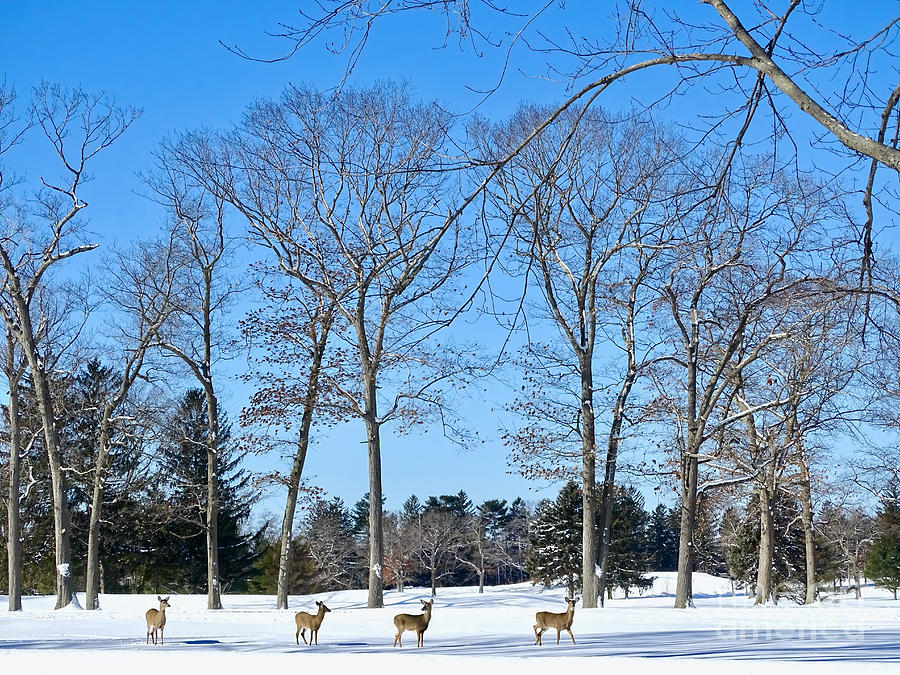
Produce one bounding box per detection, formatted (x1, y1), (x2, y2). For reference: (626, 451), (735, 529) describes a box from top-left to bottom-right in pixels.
(2, 1), (897, 519)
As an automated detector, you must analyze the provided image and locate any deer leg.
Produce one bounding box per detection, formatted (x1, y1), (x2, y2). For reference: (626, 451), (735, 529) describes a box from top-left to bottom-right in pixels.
(300, 628), (308, 645)
(556, 628), (561, 645)
(567, 628), (575, 645)
(313, 629), (318, 645)
(295, 628), (300, 645)
(160, 626), (164, 646)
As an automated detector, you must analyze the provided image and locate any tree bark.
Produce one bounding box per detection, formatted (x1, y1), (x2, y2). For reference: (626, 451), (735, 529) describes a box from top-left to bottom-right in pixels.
(363, 370), (384, 608)
(5, 340), (23, 612)
(755, 487), (775, 605)
(84, 424), (109, 610)
(276, 436), (309, 610)
(204, 385), (222, 610)
(798, 453), (817, 604)
(675, 449), (698, 608)
(579, 356), (599, 609)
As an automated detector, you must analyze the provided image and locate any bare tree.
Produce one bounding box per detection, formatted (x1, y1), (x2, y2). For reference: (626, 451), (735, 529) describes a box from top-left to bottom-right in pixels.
(82, 236), (180, 610)
(180, 83), (474, 608)
(0, 84), (136, 608)
(475, 105), (678, 607)
(415, 508), (464, 597)
(240, 272), (339, 609)
(146, 160), (240, 610)
(650, 156), (834, 608)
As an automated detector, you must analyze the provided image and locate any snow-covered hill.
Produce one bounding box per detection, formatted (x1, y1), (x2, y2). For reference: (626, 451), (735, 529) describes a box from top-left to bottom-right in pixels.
(2, 575), (898, 674)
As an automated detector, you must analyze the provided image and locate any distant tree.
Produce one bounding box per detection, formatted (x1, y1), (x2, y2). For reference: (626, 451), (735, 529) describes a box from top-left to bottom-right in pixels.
(647, 504), (679, 572)
(239, 270), (340, 609)
(384, 511), (419, 592)
(527, 482), (582, 598)
(248, 529), (318, 596)
(865, 536), (900, 600)
(153, 390), (261, 593)
(606, 486), (652, 598)
(864, 500), (900, 600)
(301, 497), (361, 591)
(415, 508), (464, 597)
(723, 492), (806, 601)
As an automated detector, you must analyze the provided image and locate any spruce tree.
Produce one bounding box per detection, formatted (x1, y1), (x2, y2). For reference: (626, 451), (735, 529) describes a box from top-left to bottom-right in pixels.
(152, 389), (261, 593)
(527, 481), (582, 597)
(865, 501), (900, 599)
(647, 504), (679, 572)
(606, 486), (652, 597)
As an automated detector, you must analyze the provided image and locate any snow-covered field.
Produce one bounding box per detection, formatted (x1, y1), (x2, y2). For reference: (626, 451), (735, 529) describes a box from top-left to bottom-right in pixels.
(2, 573), (898, 674)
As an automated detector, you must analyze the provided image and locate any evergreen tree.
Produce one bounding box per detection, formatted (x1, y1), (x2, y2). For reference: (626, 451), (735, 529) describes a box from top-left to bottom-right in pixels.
(401, 495), (424, 521)
(151, 389), (262, 593)
(606, 486), (652, 597)
(647, 504), (679, 572)
(865, 501), (900, 599)
(527, 482), (582, 597)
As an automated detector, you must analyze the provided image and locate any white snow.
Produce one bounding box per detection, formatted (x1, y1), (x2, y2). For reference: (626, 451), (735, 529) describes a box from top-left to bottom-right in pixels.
(56, 563), (70, 577)
(1, 573), (898, 674)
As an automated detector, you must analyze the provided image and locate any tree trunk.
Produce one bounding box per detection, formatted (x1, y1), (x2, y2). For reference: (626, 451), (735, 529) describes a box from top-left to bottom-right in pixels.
(596, 411), (626, 608)
(6, 357), (23, 612)
(276, 436), (309, 609)
(478, 569), (484, 594)
(798, 455), (817, 604)
(363, 371), (384, 609)
(204, 386), (222, 610)
(674, 449), (698, 609)
(275, 317), (329, 610)
(85, 408), (115, 611)
(430, 555), (437, 597)
(579, 357), (599, 609)
(755, 487), (775, 605)
(32, 371), (74, 610)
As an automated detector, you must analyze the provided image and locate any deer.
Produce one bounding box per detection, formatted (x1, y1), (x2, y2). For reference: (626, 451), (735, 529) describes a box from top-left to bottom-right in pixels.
(145, 596), (171, 646)
(294, 600), (331, 645)
(533, 596), (578, 646)
(393, 599), (434, 648)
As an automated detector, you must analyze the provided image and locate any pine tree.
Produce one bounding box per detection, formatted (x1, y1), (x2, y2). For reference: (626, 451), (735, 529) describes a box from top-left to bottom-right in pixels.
(301, 497), (363, 590)
(647, 504), (679, 572)
(865, 501), (900, 599)
(151, 389), (262, 593)
(527, 482), (582, 597)
(606, 486), (652, 597)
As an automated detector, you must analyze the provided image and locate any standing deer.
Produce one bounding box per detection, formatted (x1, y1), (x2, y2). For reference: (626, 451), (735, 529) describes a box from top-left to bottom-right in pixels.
(393, 599), (434, 648)
(294, 600), (331, 645)
(145, 596), (171, 645)
(533, 596), (578, 646)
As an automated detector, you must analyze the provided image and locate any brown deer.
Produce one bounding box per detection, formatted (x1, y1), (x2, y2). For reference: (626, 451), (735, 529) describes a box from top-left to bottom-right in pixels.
(533, 596), (578, 646)
(145, 596), (171, 645)
(393, 599), (434, 648)
(294, 600), (331, 645)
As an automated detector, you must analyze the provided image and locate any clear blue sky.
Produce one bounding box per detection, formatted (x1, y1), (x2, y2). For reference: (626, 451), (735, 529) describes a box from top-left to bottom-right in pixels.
(2, 1), (896, 519)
